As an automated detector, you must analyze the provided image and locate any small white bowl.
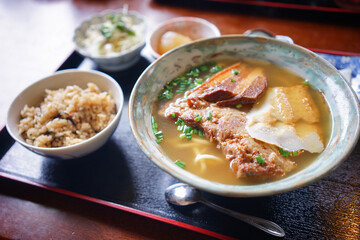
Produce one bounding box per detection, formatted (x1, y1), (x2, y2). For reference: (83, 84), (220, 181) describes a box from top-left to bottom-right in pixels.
(147, 17), (221, 59)
(6, 69), (124, 159)
(73, 10), (146, 71)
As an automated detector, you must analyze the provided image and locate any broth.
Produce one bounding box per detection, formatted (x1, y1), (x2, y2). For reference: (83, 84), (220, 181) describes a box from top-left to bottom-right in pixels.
(153, 59), (331, 185)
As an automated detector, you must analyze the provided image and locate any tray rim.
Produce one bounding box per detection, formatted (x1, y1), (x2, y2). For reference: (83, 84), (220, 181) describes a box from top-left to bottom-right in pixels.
(0, 169), (236, 240)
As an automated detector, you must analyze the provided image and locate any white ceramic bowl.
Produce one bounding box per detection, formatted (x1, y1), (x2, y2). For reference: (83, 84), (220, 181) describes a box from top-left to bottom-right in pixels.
(6, 69), (124, 159)
(73, 10), (146, 71)
(147, 17), (221, 59)
(129, 35), (360, 197)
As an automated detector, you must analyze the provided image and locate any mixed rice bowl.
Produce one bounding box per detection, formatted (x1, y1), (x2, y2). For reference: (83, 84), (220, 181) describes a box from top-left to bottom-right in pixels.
(18, 83), (116, 148)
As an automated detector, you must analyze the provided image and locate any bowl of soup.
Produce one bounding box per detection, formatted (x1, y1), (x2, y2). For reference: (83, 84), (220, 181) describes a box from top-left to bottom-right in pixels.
(73, 9), (146, 71)
(129, 35), (360, 197)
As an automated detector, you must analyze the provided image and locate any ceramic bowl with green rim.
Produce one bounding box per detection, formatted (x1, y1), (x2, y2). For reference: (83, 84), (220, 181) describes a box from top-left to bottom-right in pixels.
(129, 35), (360, 197)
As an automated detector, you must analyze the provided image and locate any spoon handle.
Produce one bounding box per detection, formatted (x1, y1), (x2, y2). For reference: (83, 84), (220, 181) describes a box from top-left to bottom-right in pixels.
(200, 199), (285, 237)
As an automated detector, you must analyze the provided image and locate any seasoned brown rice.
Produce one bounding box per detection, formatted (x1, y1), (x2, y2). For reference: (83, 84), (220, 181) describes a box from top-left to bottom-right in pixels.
(18, 83), (116, 147)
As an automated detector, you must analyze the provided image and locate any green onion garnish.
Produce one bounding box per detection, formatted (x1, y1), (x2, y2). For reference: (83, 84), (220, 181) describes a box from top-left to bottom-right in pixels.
(184, 126), (192, 133)
(175, 160), (186, 169)
(256, 154), (265, 164)
(207, 112), (212, 120)
(175, 117), (204, 140)
(292, 151), (298, 157)
(179, 133), (186, 140)
(186, 67), (200, 77)
(158, 62), (218, 101)
(151, 116), (163, 143)
(236, 104), (243, 109)
(230, 78), (235, 82)
(279, 148), (291, 157)
(195, 78), (203, 85)
(199, 65), (208, 72)
(204, 74), (211, 79)
(232, 69), (239, 75)
(116, 23), (135, 36)
(302, 81), (309, 86)
(175, 118), (185, 125)
(100, 25), (114, 39)
(210, 65), (222, 73)
(194, 114), (202, 122)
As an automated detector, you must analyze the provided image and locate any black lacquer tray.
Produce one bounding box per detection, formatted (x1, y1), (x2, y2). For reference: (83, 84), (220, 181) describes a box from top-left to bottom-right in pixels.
(1, 50), (359, 240)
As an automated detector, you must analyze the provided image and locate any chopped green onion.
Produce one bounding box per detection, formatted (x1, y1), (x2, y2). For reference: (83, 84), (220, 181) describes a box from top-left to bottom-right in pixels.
(171, 113), (176, 118)
(115, 22), (135, 36)
(100, 25), (114, 39)
(210, 65), (222, 73)
(279, 148), (291, 157)
(232, 69), (239, 75)
(302, 81), (309, 86)
(207, 112), (212, 120)
(236, 104), (243, 109)
(154, 131), (163, 138)
(151, 116), (157, 131)
(175, 118), (184, 125)
(184, 126), (192, 133)
(176, 83), (187, 93)
(151, 116), (163, 143)
(175, 160), (186, 169)
(199, 65), (208, 72)
(158, 89), (173, 100)
(186, 68), (200, 77)
(194, 114), (202, 122)
(292, 151), (298, 157)
(158, 62), (220, 102)
(256, 154), (265, 164)
(194, 78), (204, 85)
(179, 133), (186, 140)
(187, 83), (197, 90)
(198, 131), (204, 137)
(230, 78), (235, 82)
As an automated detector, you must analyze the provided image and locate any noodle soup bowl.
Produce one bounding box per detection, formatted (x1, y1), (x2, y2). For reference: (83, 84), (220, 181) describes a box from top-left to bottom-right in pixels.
(6, 69), (124, 159)
(129, 35), (360, 197)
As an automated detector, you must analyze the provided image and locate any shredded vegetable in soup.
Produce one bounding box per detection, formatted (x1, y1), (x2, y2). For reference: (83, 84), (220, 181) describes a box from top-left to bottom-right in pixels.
(80, 14), (144, 57)
(153, 59), (331, 185)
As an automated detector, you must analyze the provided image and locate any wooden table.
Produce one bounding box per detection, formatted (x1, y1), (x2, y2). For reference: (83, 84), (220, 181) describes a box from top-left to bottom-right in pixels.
(0, 0), (359, 239)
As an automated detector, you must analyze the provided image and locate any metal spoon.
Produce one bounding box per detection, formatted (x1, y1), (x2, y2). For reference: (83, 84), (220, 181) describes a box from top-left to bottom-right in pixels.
(165, 183), (285, 237)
